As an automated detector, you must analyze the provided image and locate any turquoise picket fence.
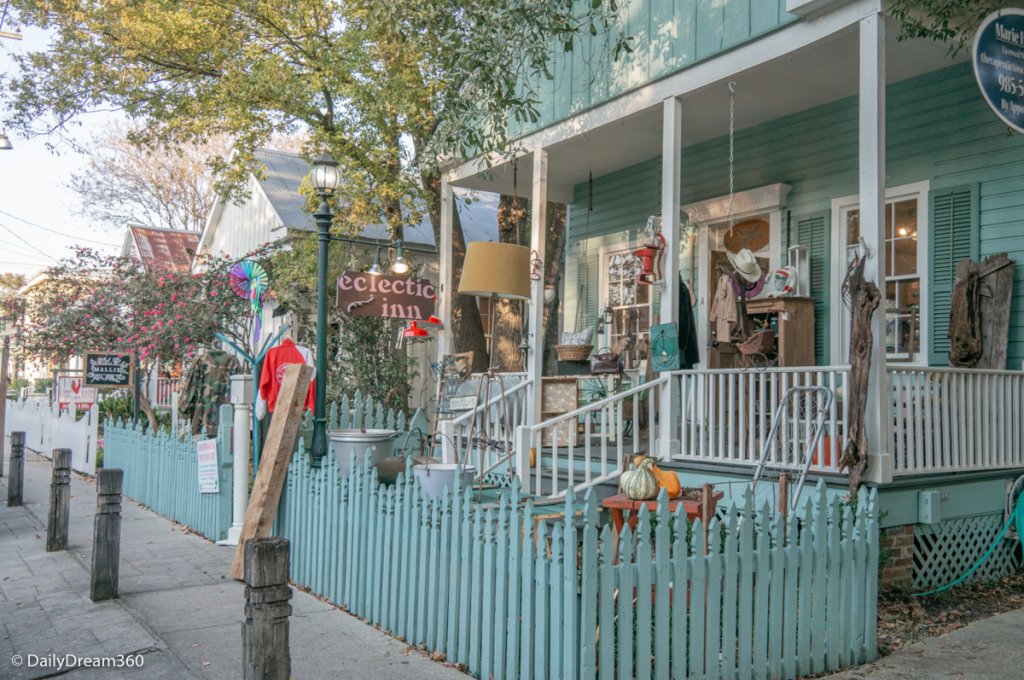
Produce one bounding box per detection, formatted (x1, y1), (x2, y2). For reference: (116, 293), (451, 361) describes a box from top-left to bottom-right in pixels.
(276, 448), (879, 680)
(102, 405), (234, 542)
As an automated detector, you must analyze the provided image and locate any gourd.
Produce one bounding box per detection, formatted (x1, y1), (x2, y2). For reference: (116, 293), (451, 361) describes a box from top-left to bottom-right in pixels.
(623, 457), (658, 500)
(631, 453), (681, 499)
(619, 470), (633, 492)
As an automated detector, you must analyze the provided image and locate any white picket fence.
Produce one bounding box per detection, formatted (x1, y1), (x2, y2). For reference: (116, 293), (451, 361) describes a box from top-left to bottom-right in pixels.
(4, 397), (99, 475)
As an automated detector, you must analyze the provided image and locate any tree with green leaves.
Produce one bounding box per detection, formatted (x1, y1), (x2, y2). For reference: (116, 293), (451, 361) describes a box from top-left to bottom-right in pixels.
(2, 1), (628, 390)
(888, 0), (1008, 55)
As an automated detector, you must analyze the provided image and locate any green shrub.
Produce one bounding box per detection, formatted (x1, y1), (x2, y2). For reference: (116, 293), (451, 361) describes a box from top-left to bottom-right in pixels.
(9, 377), (30, 393)
(34, 377), (53, 392)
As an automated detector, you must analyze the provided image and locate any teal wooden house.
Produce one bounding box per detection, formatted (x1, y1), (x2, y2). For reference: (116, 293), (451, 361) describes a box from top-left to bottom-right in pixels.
(435, 0), (1024, 591)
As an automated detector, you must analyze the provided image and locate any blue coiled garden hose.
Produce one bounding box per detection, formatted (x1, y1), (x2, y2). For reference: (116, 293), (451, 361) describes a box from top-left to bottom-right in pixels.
(914, 488), (1024, 597)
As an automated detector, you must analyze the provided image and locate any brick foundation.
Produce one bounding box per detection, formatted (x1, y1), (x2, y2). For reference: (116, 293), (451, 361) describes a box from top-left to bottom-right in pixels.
(879, 524), (915, 589)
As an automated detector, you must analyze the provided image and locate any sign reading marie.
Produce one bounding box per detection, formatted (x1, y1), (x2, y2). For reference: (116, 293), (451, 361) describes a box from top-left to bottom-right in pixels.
(84, 352), (134, 388)
(973, 8), (1024, 134)
(336, 271), (436, 320)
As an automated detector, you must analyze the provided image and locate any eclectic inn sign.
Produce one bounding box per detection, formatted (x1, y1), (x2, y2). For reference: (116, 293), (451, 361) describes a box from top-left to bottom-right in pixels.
(973, 8), (1024, 134)
(336, 271), (436, 320)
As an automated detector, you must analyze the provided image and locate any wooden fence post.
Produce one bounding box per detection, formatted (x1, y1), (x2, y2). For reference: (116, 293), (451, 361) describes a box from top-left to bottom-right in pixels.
(7, 431), (24, 507)
(91, 468), (123, 602)
(242, 536), (292, 680)
(45, 448), (72, 552)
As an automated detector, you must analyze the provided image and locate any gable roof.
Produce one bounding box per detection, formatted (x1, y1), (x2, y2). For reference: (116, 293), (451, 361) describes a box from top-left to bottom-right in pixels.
(252, 148), (499, 246)
(122, 225), (201, 273)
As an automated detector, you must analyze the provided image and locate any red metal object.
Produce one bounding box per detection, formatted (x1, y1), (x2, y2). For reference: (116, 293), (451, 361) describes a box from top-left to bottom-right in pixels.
(632, 233), (667, 285)
(402, 321), (429, 337)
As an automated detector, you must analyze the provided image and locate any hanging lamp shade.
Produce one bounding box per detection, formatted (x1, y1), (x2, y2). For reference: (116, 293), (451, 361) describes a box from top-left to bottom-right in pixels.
(459, 242), (531, 300)
(423, 314), (444, 328)
(403, 321), (429, 337)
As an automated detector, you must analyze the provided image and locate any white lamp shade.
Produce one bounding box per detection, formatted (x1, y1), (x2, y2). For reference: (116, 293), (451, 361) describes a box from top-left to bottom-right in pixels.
(459, 242), (531, 300)
(311, 154), (340, 194)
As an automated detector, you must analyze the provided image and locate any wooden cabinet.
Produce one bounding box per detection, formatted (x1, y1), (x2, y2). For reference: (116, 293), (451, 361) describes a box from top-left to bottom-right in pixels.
(745, 297), (815, 367)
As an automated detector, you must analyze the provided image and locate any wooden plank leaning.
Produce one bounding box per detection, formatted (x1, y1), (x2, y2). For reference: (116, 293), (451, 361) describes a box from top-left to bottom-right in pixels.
(230, 364), (314, 580)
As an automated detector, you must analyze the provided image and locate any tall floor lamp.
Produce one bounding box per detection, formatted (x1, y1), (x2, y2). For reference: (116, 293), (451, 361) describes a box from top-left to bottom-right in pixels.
(457, 242), (532, 482)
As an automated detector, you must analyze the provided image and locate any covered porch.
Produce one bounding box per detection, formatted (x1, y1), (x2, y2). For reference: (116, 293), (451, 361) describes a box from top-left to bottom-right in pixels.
(435, 4), (1023, 504)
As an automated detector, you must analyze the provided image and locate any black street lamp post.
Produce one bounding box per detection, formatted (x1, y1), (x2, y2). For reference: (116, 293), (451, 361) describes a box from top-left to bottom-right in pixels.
(309, 154), (341, 464)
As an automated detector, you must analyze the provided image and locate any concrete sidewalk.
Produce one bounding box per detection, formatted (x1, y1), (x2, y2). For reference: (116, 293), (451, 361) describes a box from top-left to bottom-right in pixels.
(0, 448), (467, 679)
(825, 608), (1024, 679)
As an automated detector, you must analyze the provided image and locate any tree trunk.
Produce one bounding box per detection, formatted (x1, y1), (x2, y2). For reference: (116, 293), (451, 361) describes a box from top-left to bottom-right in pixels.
(492, 195), (528, 372)
(542, 203), (568, 376)
(422, 173), (489, 373)
(840, 280), (880, 494)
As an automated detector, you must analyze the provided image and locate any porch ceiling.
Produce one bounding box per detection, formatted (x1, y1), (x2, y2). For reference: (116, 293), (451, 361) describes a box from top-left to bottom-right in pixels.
(454, 19), (965, 203)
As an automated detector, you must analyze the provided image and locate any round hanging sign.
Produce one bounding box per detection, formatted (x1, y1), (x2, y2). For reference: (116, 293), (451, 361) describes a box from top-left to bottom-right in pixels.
(723, 218), (770, 254)
(972, 8), (1024, 135)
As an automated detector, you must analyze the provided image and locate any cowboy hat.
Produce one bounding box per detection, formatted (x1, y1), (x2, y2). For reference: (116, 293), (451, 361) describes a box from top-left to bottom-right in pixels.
(726, 248), (763, 283)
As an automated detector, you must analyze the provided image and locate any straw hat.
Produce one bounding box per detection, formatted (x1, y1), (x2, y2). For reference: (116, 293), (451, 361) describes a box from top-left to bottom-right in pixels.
(726, 248), (763, 283)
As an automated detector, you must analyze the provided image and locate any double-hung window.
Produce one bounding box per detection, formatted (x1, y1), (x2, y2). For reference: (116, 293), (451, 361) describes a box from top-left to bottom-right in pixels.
(831, 181), (929, 363)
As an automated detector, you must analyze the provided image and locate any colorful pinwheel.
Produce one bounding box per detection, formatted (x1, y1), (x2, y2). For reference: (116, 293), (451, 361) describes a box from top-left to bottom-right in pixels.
(229, 260), (269, 344)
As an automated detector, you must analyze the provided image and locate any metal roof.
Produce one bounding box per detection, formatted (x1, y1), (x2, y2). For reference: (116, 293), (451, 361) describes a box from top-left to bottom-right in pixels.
(126, 225), (201, 273)
(252, 149), (499, 246)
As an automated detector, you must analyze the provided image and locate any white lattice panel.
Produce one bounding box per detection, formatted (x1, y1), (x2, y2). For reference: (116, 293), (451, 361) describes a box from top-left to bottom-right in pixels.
(913, 514), (1021, 591)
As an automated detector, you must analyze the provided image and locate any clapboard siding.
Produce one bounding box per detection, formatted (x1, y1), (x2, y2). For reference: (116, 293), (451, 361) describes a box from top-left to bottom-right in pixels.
(513, 0), (796, 139)
(564, 62), (1024, 366)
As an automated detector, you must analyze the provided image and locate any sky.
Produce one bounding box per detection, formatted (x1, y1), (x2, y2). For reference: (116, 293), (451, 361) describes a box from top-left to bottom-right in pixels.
(0, 26), (123, 281)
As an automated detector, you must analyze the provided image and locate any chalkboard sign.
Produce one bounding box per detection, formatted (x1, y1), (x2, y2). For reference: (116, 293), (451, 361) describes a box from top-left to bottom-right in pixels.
(84, 352), (134, 388)
(973, 9), (1024, 134)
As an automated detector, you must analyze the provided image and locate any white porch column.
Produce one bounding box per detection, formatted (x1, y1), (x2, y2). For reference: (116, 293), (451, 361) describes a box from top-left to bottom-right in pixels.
(219, 374), (252, 547)
(527, 149), (549, 428)
(858, 9), (893, 484)
(437, 178), (455, 361)
(657, 96), (683, 459)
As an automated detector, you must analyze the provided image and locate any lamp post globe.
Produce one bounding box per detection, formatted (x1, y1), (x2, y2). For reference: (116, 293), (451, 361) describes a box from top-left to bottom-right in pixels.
(310, 153), (340, 465)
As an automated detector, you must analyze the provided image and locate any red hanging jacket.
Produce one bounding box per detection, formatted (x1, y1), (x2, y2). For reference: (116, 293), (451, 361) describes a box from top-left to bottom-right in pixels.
(259, 338), (316, 413)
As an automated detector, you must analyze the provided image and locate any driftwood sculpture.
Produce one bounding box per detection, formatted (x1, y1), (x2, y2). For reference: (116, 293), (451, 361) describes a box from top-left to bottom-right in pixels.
(840, 281), (880, 494)
(948, 268), (982, 367)
(949, 254), (1015, 369)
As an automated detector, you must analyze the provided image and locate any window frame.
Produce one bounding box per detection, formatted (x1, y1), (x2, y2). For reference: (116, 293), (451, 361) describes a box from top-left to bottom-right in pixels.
(829, 180), (930, 365)
(597, 242), (653, 366)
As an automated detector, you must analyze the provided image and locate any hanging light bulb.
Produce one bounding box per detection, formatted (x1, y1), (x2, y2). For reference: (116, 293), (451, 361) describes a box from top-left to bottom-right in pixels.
(402, 321), (428, 337)
(390, 241), (410, 275)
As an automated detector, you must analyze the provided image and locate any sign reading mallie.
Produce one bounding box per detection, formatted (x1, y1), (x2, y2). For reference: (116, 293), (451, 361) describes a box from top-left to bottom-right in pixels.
(84, 352), (134, 388)
(336, 271), (436, 320)
(973, 8), (1024, 134)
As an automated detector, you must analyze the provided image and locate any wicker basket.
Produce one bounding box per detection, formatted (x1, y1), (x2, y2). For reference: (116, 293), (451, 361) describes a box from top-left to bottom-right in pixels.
(554, 344), (593, 362)
(737, 329), (776, 356)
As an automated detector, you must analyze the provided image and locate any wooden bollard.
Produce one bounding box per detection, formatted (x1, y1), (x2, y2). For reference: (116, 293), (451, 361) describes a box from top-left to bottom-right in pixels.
(90, 468), (124, 602)
(6, 431), (24, 507)
(45, 449), (72, 552)
(242, 537), (292, 680)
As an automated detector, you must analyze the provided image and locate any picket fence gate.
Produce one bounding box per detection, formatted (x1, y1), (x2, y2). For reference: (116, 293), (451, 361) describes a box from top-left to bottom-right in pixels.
(6, 397), (99, 475)
(276, 447), (879, 680)
(102, 405), (234, 542)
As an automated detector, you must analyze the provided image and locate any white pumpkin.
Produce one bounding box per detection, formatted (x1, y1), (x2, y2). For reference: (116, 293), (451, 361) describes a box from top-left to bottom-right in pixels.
(623, 458), (658, 500)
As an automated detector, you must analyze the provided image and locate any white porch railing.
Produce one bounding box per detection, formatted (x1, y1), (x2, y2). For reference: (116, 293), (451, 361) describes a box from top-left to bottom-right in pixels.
(669, 366), (849, 475)
(154, 377), (179, 408)
(890, 366), (1024, 475)
(442, 375), (532, 478)
(520, 377), (666, 497)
